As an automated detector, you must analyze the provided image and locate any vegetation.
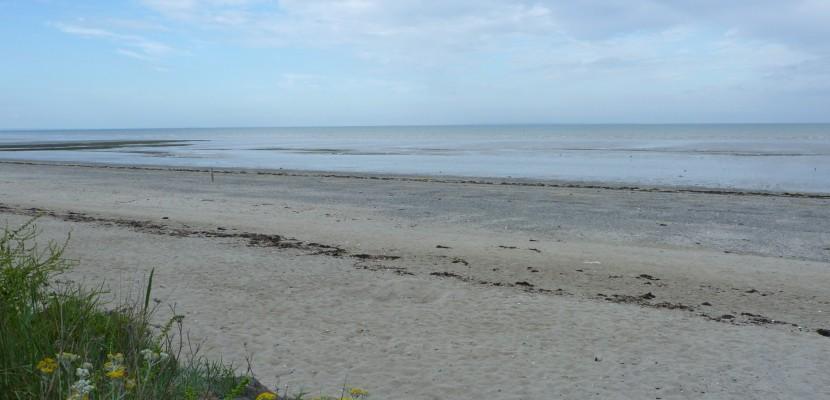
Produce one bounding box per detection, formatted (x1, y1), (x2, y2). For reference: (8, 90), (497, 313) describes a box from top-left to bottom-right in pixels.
(0, 220), (369, 400)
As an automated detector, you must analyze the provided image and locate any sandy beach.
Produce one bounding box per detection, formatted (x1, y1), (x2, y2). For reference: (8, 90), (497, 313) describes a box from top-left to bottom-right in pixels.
(1, 160), (829, 399)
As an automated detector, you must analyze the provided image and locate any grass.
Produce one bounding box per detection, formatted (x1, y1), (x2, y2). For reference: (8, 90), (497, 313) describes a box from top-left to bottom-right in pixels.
(0, 220), (370, 400)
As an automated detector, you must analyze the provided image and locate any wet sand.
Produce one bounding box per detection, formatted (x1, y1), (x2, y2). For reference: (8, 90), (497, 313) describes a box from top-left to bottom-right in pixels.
(1, 161), (829, 399)
(0, 140), (196, 151)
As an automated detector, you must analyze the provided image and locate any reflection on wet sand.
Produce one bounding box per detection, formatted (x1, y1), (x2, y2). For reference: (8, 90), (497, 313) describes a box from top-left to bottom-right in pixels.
(0, 140), (198, 151)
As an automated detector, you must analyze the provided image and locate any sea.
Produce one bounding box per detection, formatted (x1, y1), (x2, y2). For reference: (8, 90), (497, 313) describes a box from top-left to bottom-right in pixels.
(1, 124), (829, 194)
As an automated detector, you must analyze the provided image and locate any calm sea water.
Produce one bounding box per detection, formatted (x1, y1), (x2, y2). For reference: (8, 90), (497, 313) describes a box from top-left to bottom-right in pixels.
(1, 124), (829, 193)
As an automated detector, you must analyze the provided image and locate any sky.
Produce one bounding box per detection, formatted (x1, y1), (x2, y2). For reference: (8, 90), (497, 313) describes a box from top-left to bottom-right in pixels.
(1, 1), (829, 129)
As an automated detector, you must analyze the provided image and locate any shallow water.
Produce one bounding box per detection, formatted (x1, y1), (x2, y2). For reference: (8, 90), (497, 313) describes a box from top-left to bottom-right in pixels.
(1, 124), (829, 193)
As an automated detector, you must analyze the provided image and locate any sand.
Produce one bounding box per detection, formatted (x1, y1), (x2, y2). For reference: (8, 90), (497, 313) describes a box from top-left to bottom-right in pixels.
(1, 161), (828, 399)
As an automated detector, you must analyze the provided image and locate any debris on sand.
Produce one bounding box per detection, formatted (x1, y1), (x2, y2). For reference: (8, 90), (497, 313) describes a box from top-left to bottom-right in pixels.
(351, 253), (401, 261)
(430, 271), (463, 278)
(636, 274), (660, 281)
(357, 264), (414, 276)
(740, 312), (788, 325)
(640, 292), (656, 300)
(653, 302), (693, 311)
(451, 257), (469, 266)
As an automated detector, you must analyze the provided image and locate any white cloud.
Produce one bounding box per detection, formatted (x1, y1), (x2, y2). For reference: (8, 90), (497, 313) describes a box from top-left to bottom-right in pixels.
(133, 1), (827, 61)
(140, 0), (199, 16)
(129, 1), (830, 106)
(116, 48), (154, 61)
(134, 1), (829, 47)
(52, 22), (174, 61)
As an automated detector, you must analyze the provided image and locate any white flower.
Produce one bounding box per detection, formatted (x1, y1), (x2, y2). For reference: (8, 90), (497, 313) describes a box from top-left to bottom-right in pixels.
(81, 362), (93, 370)
(72, 379), (95, 394)
(106, 353), (124, 363)
(56, 352), (80, 363)
(76, 367), (90, 379)
(141, 348), (168, 363)
(140, 349), (157, 362)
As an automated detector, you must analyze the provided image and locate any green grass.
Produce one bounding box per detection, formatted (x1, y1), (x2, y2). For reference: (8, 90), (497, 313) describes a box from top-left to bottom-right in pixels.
(0, 220), (371, 400)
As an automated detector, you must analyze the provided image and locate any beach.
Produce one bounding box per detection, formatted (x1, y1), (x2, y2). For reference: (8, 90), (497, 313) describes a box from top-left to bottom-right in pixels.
(1, 161), (829, 398)
(6, 1), (830, 398)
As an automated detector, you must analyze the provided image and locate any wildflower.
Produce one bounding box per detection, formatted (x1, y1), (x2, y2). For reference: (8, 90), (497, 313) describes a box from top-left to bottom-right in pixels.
(140, 348), (161, 363)
(104, 352), (125, 374)
(106, 367), (127, 379)
(81, 362), (93, 370)
(76, 367), (90, 379)
(349, 388), (369, 397)
(36, 357), (58, 374)
(107, 353), (124, 363)
(140, 349), (155, 361)
(125, 377), (136, 390)
(57, 352), (80, 363)
(255, 392), (278, 400)
(159, 351), (169, 361)
(70, 379), (94, 396)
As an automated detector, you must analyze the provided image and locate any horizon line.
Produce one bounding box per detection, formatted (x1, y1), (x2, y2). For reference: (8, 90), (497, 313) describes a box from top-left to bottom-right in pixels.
(3, 121), (830, 132)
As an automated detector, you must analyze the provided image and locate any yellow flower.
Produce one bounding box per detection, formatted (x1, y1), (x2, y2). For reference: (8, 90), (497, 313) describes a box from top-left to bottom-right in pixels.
(36, 357), (58, 374)
(125, 378), (136, 390)
(255, 392), (278, 400)
(349, 388), (369, 397)
(105, 367), (127, 379)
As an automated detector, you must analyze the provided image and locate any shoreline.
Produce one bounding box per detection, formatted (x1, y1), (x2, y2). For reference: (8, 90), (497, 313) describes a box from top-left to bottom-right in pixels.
(3, 158), (830, 198)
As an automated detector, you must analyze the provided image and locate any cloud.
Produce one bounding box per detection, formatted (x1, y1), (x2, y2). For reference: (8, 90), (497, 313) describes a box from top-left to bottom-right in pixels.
(130, 1), (830, 115)
(132, 1), (828, 69)
(136, 0), (571, 72)
(140, 0), (199, 17)
(52, 22), (174, 62)
(116, 48), (154, 61)
(141, 0), (259, 22)
(135, 1), (829, 49)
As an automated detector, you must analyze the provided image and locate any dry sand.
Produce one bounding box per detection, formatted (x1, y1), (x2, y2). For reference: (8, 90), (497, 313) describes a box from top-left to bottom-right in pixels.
(1, 161), (829, 399)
